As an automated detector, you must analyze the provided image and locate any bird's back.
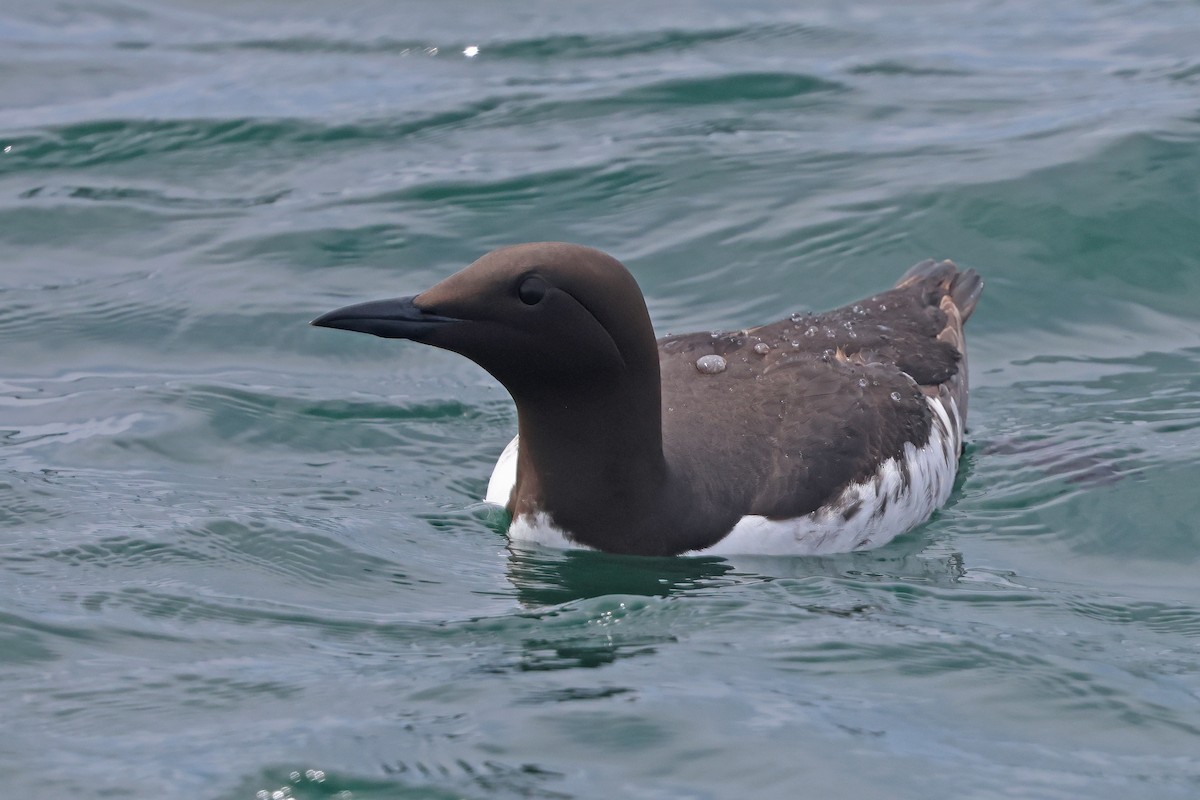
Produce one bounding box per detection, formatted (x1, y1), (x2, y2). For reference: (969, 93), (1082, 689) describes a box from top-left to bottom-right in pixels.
(656, 260), (981, 524)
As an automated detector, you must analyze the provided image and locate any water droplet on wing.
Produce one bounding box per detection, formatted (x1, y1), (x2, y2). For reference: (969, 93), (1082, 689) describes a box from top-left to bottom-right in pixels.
(695, 354), (727, 374)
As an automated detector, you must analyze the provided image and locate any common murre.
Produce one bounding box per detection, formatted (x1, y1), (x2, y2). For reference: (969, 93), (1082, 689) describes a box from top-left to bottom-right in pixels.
(312, 242), (982, 556)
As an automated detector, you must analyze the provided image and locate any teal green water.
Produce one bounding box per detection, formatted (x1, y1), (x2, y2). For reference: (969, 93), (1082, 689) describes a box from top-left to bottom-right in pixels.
(3, 2), (1200, 798)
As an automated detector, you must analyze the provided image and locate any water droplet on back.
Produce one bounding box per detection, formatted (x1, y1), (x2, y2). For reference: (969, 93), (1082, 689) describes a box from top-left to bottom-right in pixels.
(890, 391), (902, 401)
(753, 342), (770, 355)
(695, 354), (727, 374)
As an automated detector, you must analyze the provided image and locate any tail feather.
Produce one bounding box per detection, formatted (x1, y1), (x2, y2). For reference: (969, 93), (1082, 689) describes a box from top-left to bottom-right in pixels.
(949, 269), (983, 322)
(896, 258), (956, 287)
(896, 258), (983, 322)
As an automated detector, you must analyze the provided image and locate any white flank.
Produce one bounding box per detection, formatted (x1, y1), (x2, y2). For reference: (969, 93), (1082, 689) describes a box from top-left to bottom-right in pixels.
(484, 435), (519, 505)
(483, 396), (962, 556)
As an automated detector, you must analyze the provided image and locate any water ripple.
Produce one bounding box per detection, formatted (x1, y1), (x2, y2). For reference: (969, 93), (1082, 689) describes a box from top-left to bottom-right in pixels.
(4, 2), (1200, 798)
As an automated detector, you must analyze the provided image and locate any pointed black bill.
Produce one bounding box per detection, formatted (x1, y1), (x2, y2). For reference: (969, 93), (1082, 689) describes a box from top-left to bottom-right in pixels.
(310, 296), (460, 340)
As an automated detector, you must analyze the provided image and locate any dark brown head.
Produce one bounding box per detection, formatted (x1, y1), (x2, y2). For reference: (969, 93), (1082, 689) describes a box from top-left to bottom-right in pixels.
(311, 243), (659, 398)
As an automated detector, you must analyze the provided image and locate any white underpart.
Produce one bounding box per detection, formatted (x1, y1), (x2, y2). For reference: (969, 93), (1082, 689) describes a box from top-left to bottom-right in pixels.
(507, 510), (585, 550)
(485, 396), (961, 556)
(484, 435), (520, 505)
(695, 395), (960, 556)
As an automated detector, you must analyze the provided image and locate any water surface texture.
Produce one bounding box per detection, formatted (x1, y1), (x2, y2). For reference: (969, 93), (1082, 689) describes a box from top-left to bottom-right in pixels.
(3, 1), (1200, 798)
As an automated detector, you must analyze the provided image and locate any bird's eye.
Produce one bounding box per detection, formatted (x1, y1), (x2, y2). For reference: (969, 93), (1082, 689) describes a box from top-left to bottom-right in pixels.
(518, 275), (548, 305)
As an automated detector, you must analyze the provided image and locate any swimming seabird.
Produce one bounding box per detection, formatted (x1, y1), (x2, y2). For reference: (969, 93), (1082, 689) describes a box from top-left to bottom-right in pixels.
(313, 243), (982, 556)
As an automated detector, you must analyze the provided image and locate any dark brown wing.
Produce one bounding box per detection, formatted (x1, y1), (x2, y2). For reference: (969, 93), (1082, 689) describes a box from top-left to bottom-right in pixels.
(655, 260), (979, 519)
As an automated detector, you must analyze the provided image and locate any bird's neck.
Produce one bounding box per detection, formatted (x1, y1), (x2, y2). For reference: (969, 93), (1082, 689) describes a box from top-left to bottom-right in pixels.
(510, 369), (672, 551)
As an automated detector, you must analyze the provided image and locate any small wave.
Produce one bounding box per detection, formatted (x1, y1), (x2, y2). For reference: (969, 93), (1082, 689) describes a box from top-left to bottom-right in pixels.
(482, 22), (843, 60)
(0, 291), (184, 343)
(616, 72), (844, 105)
(848, 60), (974, 77)
(183, 36), (431, 56)
(1068, 598), (1200, 637)
(0, 100), (512, 171)
(20, 183), (289, 211)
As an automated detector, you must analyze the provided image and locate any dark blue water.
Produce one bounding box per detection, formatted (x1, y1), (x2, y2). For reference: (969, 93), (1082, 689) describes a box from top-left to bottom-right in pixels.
(3, 2), (1200, 798)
